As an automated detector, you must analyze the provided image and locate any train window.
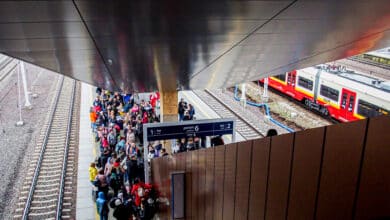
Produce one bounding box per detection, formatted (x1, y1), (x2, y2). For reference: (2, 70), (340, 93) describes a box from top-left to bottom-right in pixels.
(341, 93), (347, 109)
(272, 74), (286, 82)
(348, 95), (355, 112)
(298, 76), (313, 90)
(320, 85), (339, 102)
(357, 99), (389, 117)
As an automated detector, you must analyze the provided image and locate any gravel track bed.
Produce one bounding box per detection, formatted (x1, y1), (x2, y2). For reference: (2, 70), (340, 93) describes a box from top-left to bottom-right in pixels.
(0, 63), (60, 219)
(241, 83), (332, 129)
(206, 89), (292, 135)
(333, 59), (390, 80)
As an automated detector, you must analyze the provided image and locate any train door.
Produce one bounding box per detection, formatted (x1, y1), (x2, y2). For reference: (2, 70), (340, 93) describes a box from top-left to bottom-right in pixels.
(340, 88), (356, 121)
(287, 70), (296, 90)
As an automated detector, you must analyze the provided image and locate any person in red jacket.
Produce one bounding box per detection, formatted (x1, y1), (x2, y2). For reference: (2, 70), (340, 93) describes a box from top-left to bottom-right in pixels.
(130, 178), (153, 207)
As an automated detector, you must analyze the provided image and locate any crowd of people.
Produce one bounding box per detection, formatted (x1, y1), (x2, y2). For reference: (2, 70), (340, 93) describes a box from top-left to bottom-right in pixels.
(88, 88), (164, 220)
(87, 88), (231, 219)
(87, 87), (279, 219)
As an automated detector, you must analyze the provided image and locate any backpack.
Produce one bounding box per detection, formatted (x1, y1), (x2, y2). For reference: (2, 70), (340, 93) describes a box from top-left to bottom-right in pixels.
(135, 123), (143, 135)
(110, 171), (122, 187)
(108, 133), (117, 146)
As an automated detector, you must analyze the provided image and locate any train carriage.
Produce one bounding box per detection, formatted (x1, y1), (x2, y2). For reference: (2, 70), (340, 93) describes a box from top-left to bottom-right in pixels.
(262, 65), (390, 122)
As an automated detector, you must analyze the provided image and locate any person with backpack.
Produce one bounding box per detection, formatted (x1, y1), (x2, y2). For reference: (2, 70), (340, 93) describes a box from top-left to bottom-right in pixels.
(108, 129), (117, 151)
(96, 192), (109, 220)
(115, 137), (126, 153)
(110, 166), (123, 196)
(94, 169), (109, 196)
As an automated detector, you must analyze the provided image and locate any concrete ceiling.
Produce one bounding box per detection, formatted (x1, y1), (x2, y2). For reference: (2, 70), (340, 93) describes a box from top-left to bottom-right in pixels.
(0, 0), (389, 92)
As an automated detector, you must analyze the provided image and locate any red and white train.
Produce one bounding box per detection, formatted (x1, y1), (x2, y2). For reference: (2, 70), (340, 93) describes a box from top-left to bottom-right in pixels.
(261, 65), (390, 122)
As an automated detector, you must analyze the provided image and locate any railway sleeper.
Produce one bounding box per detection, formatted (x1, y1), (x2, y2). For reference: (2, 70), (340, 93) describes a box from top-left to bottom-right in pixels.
(31, 198), (58, 205)
(41, 159), (64, 165)
(34, 182), (59, 189)
(36, 175), (61, 182)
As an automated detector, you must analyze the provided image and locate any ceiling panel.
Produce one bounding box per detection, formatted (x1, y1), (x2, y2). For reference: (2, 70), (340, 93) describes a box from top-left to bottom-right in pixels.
(189, 0), (390, 90)
(74, 0), (292, 91)
(0, 0), (388, 92)
(0, 1), (79, 22)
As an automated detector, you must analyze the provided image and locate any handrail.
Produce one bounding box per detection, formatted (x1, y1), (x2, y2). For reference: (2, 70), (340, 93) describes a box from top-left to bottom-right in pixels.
(22, 76), (65, 220)
(233, 85), (294, 133)
(56, 80), (76, 219)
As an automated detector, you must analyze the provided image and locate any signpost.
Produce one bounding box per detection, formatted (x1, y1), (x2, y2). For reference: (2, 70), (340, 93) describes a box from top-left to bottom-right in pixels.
(143, 118), (235, 182)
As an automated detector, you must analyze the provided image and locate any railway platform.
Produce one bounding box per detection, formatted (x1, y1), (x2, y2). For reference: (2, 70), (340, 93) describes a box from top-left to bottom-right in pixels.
(76, 83), (97, 220)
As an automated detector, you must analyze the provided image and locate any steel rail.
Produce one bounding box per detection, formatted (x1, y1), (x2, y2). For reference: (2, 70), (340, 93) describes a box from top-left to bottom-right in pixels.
(56, 80), (76, 219)
(348, 57), (390, 70)
(202, 89), (264, 138)
(21, 76), (65, 220)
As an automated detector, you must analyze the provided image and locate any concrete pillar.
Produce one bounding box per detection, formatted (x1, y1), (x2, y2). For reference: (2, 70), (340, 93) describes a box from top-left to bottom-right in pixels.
(159, 91), (178, 154)
(160, 91), (178, 122)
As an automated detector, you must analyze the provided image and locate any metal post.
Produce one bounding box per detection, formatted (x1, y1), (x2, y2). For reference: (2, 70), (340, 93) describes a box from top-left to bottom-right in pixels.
(16, 64), (24, 126)
(20, 62), (32, 108)
(263, 78), (269, 102)
(143, 125), (149, 183)
(240, 83), (246, 108)
(232, 120), (236, 143)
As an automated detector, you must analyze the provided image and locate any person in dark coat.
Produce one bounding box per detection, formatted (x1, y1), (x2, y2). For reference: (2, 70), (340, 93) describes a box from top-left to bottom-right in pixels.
(126, 155), (139, 185)
(113, 199), (130, 220)
(178, 98), (186, 121)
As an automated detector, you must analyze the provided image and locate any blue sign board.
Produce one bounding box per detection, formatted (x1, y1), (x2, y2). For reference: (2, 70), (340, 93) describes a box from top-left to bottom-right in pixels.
(145, 119), (234, 141)
(143, 118), (235, 183)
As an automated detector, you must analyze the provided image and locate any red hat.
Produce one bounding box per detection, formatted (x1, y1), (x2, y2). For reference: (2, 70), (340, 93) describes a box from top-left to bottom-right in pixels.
(113, 162), (120, 168)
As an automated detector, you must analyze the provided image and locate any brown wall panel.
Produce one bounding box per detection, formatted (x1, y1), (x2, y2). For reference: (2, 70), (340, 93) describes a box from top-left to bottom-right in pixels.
(287, 127), (325, 220)
(150, 115), (390, 220)
(234, 140), (252, 220)
(213, 146), (225, 220)
(205, 147), (215, 220)
(223, 143), (238, 220)
(191, 151), (199, 219)
(175, 153), (186, 172)
(316, 119), (367, 220)
(248, 138), (270, 220)
(158, 156), (172, 219)
(355, 116), (390, 219)
(265, 133), (294, 220)
(151, 157), (161, 186)
(197, 149), (206, 220)
(165, 157), (173, 219)
(185, 151), (192, 219)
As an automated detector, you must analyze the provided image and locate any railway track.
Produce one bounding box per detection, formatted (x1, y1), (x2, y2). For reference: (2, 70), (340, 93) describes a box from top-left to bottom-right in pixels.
(13, 76), (80, 220)
(193, 90), (264, 140)
(348, 56), (390, 71)
(0, 55), (17, 82)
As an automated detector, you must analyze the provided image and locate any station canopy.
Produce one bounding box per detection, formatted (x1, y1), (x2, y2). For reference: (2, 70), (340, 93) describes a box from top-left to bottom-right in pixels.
(0, 1), (389, 92)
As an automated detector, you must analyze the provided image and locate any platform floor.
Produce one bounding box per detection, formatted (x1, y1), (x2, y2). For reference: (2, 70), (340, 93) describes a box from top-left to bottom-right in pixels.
(76, 83), (98, 220)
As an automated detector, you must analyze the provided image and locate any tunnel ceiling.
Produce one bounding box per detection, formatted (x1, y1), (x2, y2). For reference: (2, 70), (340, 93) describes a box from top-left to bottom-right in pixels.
(0, 0), (389, 92)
